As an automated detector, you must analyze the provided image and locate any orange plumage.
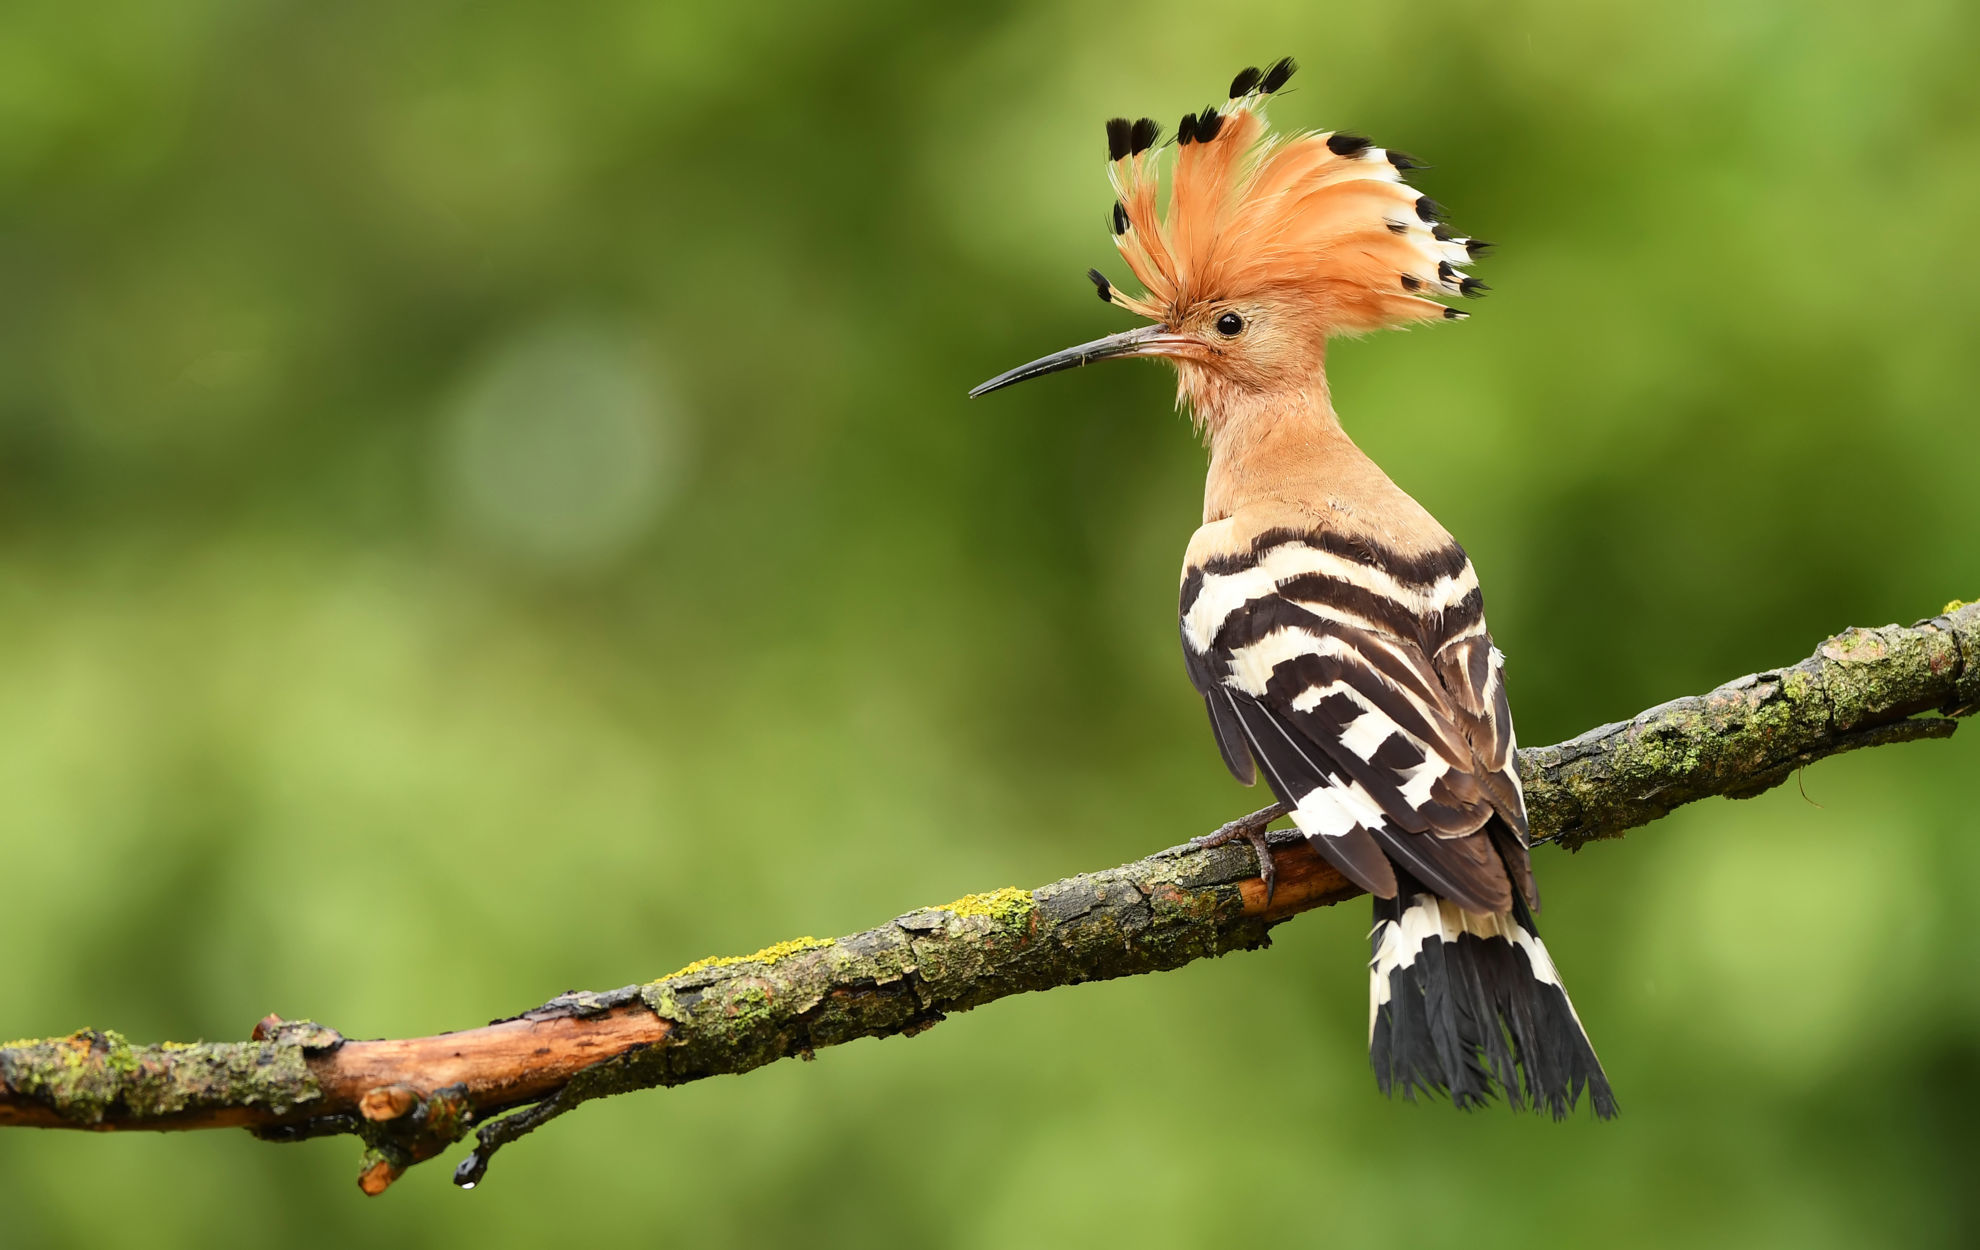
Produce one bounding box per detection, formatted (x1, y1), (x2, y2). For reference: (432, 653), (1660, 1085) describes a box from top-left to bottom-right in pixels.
(1101, 60), (1488, 337)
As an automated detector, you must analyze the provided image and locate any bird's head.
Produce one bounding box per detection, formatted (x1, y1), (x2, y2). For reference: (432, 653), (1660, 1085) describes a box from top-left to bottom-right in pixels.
(970, 58), (1489, 423)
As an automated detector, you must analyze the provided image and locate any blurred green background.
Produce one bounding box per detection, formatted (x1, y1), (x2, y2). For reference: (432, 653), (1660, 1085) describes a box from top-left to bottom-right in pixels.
(3, 0), (1977, 1245)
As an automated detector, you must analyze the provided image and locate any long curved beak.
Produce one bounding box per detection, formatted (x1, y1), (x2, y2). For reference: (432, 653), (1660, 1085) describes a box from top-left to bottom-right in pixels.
(968, 325), (1187, 398)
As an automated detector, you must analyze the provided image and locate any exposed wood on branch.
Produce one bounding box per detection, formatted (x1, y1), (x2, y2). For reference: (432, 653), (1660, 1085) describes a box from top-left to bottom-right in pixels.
(3, 602), (1974, 1193)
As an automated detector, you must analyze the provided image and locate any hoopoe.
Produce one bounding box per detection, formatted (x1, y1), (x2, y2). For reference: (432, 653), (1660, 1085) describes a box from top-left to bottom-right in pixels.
(972, 58), (1615, 1118)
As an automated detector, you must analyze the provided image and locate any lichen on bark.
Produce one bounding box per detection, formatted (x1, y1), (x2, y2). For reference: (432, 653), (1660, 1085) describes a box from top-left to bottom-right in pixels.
(0, 601), (1971, 1193)
(0, 1028), (322, 1125)
(1520, 604), (1973, 849)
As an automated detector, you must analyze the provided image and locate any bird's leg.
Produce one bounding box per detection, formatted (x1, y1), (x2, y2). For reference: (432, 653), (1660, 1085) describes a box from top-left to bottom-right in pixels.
(1189, 801), (1288, 905)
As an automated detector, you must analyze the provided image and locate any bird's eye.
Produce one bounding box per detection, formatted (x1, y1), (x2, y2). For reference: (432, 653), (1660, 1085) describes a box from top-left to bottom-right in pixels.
(1215, 312), (1245, 337)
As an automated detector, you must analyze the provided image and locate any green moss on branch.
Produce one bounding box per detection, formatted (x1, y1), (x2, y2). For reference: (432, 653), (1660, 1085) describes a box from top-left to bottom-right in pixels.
(0, 1027), (324, 1125)
(1520, 602), (1976, 849)
(0, 601), (1971, 1192)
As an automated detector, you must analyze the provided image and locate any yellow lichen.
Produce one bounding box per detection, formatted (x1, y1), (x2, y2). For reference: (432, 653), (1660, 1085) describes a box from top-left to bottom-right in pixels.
(657, 936), (835, 983)
(1945, 599), (1969, 615)
(939, 887), (1035, 928)
(59, 1034), (97, 1069)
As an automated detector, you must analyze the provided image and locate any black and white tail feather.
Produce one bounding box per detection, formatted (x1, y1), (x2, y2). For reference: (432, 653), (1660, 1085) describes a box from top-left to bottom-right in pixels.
(1370, 867), (1616, 1118)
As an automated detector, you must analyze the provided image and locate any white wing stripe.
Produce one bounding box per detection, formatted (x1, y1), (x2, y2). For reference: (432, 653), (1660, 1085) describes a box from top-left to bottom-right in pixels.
(1183, 542), (1477, 654)
(1337, 707), (1396, 762)
(1182, 564), (1280, 652)
(1395, 757), (1447, 808)
(1226, 625), (1330, 696)
(1292, 776), (1390, 841)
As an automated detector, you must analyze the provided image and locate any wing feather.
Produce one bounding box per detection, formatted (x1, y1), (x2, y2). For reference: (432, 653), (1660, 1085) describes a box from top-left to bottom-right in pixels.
(1203, 688), (1256, 785)
(1225, 692), (1399, 898)
(1181, 528), (1533, 913)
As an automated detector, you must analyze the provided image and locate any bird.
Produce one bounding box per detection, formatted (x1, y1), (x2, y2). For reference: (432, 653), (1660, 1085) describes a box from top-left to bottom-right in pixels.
(969, 57), (1616, 1118)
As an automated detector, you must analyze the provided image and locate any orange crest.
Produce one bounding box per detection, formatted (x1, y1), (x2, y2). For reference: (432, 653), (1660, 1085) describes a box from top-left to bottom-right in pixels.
(1100, 58), (1489, 335)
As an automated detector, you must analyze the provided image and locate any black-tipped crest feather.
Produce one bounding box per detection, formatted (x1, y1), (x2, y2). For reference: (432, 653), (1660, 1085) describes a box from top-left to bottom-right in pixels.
(1105, 117), (1133, 162)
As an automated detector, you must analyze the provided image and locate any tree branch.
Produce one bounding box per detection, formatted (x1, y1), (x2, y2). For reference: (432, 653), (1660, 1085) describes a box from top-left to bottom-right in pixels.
(4, 602), (1974, 1193)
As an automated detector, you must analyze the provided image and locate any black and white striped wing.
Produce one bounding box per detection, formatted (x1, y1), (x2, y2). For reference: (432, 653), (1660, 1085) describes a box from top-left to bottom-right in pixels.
(1180, 530), (1531, 914)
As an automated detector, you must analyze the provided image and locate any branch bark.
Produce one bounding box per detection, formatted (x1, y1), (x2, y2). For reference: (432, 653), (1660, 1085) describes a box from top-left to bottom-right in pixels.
(4, 602), (1975, 1193)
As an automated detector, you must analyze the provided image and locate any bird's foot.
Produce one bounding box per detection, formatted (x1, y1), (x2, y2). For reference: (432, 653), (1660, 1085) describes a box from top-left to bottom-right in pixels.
(1189, 802), (1288, 905)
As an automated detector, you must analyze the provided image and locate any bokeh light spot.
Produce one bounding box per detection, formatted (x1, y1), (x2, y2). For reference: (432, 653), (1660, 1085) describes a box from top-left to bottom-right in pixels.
(440, 315), (688, 570)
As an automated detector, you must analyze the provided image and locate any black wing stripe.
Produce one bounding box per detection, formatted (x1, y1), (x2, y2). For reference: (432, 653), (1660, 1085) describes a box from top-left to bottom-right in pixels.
(1278, 571), (1451, 643)
(1204, 689), (1255, 785)
(1201, 527), (1472, 586)
(1430, 585), (1486, 648)
(1226, 694), (1399, 898)
(1256, 645), (1465, 769)
(1363, 821), (1510, 915)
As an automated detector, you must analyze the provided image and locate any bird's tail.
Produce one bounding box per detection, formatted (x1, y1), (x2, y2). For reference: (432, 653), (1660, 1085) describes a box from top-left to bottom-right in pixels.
(1368, 883), (1616, 1119)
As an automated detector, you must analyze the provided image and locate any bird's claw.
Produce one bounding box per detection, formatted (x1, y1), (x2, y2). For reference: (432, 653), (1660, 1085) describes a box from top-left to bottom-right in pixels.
(1189, 802), (1286, 906)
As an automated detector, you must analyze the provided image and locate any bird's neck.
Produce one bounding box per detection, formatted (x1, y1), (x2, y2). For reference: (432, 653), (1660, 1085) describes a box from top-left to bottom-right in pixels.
(1199, 382), (1355, 522)
(1196, 381), (1450, 553)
